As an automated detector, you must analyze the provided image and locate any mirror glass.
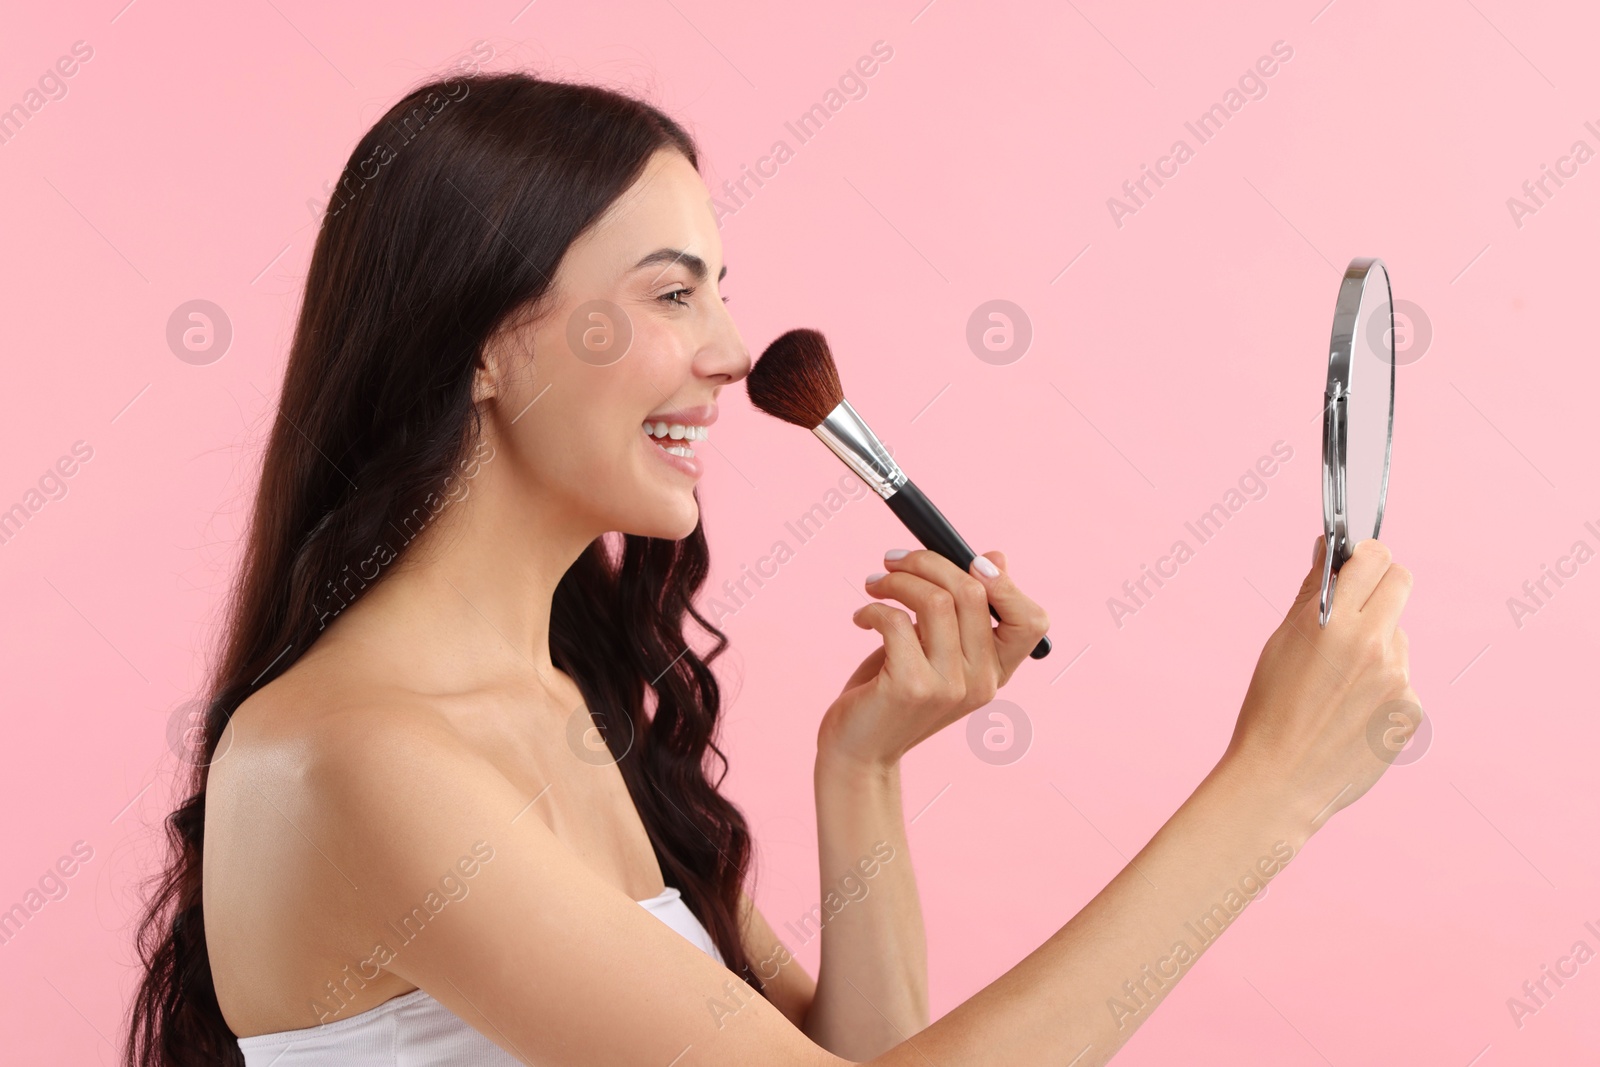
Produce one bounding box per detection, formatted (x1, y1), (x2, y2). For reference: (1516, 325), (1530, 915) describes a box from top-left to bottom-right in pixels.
(1320, 258), (1395, 626)
(1346, 262), (1394, 547)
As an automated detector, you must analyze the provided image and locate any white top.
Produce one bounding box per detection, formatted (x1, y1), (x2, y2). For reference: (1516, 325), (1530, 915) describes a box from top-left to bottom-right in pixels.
(236, 886), (723, 1065)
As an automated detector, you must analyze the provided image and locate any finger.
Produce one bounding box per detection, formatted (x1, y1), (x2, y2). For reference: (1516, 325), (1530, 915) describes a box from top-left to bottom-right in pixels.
(837, 645), (886, 697)
(1360, 561), (1413, 638)
(883, 548), (999, 682)
(865, 566), (965, 684)
(1328, 538), (1393, 624)
(966, 550), (1050, 678)
(851, 602), (936, 685)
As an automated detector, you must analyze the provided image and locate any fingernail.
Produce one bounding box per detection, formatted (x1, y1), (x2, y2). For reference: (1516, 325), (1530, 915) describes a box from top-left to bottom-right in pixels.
(971, 556), (1000, 579)
(884, 549), (910, 561)
(866, 571), (888, 584)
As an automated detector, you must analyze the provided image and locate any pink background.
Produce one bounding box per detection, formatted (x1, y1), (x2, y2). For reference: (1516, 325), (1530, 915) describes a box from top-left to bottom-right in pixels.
(2, 0), (1597, 1063)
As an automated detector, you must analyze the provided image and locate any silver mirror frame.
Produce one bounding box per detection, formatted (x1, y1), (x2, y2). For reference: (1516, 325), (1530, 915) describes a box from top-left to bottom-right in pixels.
(1319, 257), (1395, 627)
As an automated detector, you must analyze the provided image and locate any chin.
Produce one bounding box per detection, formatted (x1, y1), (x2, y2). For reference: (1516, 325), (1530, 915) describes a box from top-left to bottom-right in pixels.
(625, 498), (700, 541)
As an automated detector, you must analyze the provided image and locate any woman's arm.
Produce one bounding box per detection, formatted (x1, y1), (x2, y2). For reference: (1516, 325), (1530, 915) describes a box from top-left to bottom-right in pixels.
(725, 759), (925, 1057)
(800, 754), (927, 1058)
(869, 751), (1318, 1065)
(776, 547), (1043, 1056)
(280, 694), (1334, 1067)
(729, 758), (928, 1062)
(273, 537), (1411, 1066)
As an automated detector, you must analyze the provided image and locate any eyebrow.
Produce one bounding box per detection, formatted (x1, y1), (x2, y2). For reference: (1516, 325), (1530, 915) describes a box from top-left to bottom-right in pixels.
(632, 247), (728, 284)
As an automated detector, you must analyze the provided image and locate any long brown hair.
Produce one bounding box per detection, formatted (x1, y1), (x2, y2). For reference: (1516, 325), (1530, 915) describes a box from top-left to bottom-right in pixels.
(125, 71), (762, 1066)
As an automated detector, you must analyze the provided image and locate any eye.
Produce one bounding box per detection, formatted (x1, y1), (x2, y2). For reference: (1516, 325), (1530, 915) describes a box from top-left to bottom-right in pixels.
(660, 286), (695, 307)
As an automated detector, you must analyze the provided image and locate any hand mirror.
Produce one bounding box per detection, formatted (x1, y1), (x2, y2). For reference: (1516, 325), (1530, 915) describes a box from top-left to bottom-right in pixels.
(1319, 257), (1395, 627)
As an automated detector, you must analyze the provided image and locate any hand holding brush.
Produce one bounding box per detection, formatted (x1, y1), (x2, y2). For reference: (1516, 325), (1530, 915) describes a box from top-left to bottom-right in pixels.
(746, 327), (1053, 660)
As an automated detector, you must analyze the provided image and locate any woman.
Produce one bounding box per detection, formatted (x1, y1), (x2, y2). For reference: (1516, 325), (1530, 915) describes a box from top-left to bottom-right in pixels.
(124, 71), (1418, 1066)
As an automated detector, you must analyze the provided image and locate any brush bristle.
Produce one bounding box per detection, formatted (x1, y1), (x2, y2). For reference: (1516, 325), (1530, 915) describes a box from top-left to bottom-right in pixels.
(746, 328), (845, 429)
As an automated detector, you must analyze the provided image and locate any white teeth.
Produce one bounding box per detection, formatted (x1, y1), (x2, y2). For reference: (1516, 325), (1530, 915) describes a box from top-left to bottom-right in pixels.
(643, 421), (703, 461)
(643, 422), (707, 441)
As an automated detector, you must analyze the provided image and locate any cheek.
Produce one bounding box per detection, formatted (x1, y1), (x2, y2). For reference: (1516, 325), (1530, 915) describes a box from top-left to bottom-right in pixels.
(512, 388), (646, 489)
(627, 320), (695, 382)
(511, 320), (691, 487)
(532, 420), (627, 473)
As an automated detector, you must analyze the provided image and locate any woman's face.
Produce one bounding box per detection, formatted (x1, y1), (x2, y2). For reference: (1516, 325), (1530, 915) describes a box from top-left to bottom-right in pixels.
(479, 148), (750, 542)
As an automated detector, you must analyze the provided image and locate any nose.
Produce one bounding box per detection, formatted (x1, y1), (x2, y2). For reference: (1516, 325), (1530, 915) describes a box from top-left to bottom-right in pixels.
(697, 303), (751, 385)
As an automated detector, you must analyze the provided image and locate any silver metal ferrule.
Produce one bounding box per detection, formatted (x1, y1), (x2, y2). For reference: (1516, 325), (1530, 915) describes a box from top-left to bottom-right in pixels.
(812, 397), (907, 500)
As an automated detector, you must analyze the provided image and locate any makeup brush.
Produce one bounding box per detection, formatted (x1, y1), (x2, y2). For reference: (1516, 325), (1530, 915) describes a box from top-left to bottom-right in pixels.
(747, 328), (1051, 660)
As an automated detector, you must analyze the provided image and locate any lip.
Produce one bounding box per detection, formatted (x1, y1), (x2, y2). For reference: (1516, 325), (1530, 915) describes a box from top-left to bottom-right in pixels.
(641, 403), (718, 427)
(641, 420), (705, 479)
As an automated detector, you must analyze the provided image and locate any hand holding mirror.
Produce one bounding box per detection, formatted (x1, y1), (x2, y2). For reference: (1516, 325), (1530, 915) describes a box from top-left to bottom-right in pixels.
(1319, 258), (1396, 627)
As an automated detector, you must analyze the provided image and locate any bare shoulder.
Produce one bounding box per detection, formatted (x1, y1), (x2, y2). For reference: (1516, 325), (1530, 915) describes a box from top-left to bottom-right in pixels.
(203, 656), (507, 1034)
(207, 661), (519, 917)
(210, 649), (501, 812)
(217, 655), (465, 767)
(208, 667), (840, 1065)
(208, 675), (467, 856)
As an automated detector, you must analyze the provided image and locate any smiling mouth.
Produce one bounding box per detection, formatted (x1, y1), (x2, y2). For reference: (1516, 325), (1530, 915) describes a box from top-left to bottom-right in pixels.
(643, 419), (707, 459)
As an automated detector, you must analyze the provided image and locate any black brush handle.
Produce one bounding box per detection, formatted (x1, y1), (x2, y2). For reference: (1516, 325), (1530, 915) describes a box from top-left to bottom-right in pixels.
(884, 478), (1051, 659)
